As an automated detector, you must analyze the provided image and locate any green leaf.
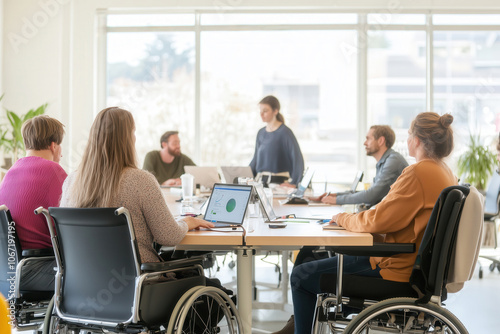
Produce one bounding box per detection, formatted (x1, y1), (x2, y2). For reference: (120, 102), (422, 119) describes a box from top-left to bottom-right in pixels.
(457, 133), (497, 189)
(1, 103), (48, 160)
(23, 103), (47, 121)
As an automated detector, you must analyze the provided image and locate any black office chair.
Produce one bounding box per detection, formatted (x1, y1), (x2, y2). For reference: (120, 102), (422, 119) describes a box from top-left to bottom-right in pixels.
(312, 185), (483, 334)
(479, 171), (500, 278)
(36, 206), (242, 334)
(0, 204), (54, 333)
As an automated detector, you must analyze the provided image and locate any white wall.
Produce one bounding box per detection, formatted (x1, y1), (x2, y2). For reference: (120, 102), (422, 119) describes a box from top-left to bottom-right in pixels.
(3, 0), (500, 171)
(2, 0), (67, 165)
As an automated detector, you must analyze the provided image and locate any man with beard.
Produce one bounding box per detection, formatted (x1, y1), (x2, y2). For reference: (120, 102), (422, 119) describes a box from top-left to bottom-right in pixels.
(311, 125), (408, 206)
(143, 131), (196, 186)
(288, 125), (409, 294)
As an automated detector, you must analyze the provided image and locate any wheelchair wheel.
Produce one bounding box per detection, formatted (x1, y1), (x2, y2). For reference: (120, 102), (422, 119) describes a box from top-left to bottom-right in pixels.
(166, 286), (242, 334)
(344, 297), (468, 334)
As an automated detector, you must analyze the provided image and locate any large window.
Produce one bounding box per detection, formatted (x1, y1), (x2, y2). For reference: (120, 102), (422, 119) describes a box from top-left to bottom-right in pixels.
(107, 32), (196, 164)
(434, 30), (500, 155)
(105, 13), (358, 184)
(103, 12), (500, 185)
(200, 30), (357, 182)
(367, 30), (426, 169)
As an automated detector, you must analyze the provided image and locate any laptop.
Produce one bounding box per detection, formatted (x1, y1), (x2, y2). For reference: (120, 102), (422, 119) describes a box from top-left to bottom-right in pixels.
(254, 183), (278, 222)
(221, 166), (254, 184)
(336, 170), (364, 195)
(278, 168), (315, 204)
(255, 182), (331, 224)
(290, 168), (315, 198)
(184, 166), (221, 192)
(203, 183), (253, 228)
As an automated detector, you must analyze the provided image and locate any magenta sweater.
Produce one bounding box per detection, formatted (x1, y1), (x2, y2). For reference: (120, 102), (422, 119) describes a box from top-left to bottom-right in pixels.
(0, 156), (67, 249)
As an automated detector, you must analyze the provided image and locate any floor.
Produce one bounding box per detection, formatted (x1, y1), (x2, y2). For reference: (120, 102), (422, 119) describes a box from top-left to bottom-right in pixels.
(13, 253), (500, 334)
(210, 252), (500, 333)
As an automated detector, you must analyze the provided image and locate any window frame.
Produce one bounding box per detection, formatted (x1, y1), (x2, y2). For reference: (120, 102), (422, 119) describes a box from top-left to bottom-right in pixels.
(97, 10), (500, 181)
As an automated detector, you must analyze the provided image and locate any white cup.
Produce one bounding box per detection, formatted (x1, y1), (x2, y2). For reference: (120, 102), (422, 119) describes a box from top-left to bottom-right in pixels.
(180, 173), (194, 198)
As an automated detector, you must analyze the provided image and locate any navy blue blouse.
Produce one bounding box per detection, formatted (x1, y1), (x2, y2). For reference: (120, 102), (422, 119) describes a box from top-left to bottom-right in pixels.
(250, 124), (304, 185)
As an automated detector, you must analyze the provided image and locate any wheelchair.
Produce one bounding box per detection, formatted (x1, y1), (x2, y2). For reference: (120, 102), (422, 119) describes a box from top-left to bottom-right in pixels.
(36, 206), (242, 334)
(311, 185), (483, 334)
(0, 204), (55, 333)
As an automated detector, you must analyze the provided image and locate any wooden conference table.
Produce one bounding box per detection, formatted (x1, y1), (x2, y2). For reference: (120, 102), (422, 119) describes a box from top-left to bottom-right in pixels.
(162, 189), (373, 333)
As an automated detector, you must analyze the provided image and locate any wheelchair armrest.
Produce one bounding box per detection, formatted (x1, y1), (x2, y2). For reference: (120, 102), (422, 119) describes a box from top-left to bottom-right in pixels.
(21, 248), (54, 257)
(325, 242), (415, 257)
(141, 257), (204, 272)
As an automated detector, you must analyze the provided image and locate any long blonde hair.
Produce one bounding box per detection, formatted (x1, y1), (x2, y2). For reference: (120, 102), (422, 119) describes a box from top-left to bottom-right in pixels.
(71, 107), (137, 207)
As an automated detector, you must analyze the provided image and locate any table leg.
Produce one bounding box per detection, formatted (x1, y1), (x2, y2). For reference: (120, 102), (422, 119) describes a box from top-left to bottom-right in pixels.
(282, 251), (289, 305)
(237, 248), (253, 333)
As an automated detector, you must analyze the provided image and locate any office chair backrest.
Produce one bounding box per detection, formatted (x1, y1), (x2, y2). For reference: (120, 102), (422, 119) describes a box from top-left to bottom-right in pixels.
(410, 186), (468, 302)
(48, 207), (141, 323)
(484, 171), (500, 216)
(0, 205), (22, 298)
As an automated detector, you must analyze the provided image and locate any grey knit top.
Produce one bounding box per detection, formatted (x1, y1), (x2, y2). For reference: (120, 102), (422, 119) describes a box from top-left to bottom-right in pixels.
(61, 168), (188, 263)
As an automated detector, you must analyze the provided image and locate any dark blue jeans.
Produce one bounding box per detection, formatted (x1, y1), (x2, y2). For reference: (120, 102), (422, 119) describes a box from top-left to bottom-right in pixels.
(291, 255), (381, 333)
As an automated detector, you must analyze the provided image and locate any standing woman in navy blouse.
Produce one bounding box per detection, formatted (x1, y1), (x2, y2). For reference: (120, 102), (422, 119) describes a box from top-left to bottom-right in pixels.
(250, 95), (305, 186)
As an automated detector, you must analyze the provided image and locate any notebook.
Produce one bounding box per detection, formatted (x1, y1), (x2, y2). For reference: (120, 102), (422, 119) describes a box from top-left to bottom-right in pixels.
(184, 166), (221, 191)
(221, 166), (254, 184)
(322, 222), (345, 230)
(203, 183), (253, 228)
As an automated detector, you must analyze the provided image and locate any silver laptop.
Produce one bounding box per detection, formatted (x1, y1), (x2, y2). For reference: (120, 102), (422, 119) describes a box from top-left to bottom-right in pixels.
(184, 166), (221, 191)
(337, 171), (364, 195)
(254, 183), (278, 222)
(221, 166), (254, 184)
(204, 183), (253, 228)
(289, 168), (315, 199)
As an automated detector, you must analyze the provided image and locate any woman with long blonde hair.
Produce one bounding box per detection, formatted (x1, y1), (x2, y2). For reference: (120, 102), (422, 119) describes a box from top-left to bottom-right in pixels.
(61, 107), (213, 262)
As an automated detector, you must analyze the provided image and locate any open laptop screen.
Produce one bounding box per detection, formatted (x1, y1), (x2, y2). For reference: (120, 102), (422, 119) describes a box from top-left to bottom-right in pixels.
(184, 166), (220, 190)
(204, 183), (253, 225)
(254, 183), (277, 221)
(350, 171), (364, 192)
(294, 168), (315, 197)
(221, 166), (254, 184)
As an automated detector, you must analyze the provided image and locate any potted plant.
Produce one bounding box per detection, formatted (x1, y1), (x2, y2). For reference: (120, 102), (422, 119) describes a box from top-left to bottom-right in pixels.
(457, 133), (497, 191)
(0, 94), (47, 168)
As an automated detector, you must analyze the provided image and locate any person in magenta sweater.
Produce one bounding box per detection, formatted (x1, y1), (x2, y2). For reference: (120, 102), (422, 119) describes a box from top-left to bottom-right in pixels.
(0, 115), (67, 291)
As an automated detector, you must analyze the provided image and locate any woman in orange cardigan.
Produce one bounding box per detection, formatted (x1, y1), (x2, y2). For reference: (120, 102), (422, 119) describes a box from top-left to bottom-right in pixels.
(276, 112), (457, 334)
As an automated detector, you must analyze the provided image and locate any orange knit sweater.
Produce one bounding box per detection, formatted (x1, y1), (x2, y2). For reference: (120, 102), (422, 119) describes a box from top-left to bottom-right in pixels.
(337, 159), (457, 282)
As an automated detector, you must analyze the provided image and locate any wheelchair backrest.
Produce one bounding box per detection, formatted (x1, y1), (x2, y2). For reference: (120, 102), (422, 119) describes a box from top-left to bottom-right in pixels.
(0, 205), (22, 298)
(410, 186), (468, 301)
(48, 207), (141, 324)
(446, 186), (484, 293)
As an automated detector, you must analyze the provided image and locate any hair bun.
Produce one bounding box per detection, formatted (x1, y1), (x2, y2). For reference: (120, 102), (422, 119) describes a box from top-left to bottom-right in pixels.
(439, 113), (453, 128)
